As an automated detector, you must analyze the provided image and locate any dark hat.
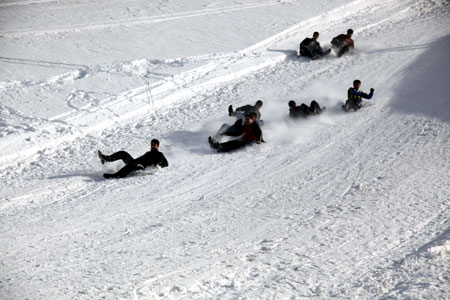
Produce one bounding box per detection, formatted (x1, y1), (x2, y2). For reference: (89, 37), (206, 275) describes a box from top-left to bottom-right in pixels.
(151, 139), (160, 146)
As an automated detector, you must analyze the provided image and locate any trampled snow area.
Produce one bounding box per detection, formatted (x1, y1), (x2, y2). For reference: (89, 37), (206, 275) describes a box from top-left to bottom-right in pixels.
(1, 0), (450, 299)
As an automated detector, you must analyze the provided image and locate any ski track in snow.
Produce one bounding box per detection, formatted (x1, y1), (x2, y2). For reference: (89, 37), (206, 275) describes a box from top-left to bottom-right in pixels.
(0, 1), (287, 37)
(1, 0), (450, 299)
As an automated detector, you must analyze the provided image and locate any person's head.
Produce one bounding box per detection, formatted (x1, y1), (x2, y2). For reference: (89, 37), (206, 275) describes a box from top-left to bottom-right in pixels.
(353, 79), (361, 89)
(244, 112), (257, 124)
(150, 139), (160, 150)
(313, 32), (319, 40)
(255, 100), (263, 109)
(347, 28), (353, 37)
(288, 100), (296, 108)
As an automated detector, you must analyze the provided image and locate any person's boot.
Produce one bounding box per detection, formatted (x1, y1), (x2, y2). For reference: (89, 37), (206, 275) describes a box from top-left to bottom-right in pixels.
(208, 136), (219, 149)
(103, 173), (114, 179)
(97, 150), (106, 164)
(228, 105), (234, 116)
(338, 46), (349, 57)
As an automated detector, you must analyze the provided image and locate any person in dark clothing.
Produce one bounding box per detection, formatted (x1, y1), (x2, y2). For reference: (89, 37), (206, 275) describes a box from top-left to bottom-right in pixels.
(343, 79), (375, 111)
(208, 112), (262, 153)
(289, 100), (324, 118)
(331, 29), (355, 57)
(299, 32), (331, 60)
(98, 139), (168, 179)
(228, 100), (263, 122)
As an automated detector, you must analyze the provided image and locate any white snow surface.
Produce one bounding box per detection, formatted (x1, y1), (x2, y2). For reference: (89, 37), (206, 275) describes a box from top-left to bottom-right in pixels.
(1, 0), (450, 299)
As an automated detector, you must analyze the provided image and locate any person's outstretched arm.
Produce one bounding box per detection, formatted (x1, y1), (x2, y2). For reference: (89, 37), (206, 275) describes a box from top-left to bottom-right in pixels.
(158, 153), (169, 168)
(349, 88), (374, 99)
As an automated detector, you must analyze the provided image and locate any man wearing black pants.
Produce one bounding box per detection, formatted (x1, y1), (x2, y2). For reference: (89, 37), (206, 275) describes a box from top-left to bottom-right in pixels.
(98, 139), (168, 179)
(208, 112), (262, 153)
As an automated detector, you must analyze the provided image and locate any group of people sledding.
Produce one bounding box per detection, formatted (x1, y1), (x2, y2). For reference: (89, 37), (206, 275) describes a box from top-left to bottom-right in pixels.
(97, 28), (375, 179)
(298, 29), (375, 108)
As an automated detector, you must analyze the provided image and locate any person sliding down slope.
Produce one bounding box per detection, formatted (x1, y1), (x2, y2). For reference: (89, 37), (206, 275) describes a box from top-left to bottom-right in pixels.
(228, 100), (263, 123)
(343, 79), (375, 111)
(331, 29), (355, 57)
(208, 112), (262, 153)
(288, 100), (325, 118)
(98, 139), (168, 179)
(299, 32), (331, 60)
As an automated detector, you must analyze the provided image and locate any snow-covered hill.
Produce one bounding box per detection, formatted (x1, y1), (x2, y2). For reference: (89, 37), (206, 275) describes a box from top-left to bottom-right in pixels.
(1, 0), (449, 299)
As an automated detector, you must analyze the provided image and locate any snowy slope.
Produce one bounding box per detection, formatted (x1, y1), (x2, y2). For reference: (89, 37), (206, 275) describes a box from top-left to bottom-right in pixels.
(1, 0), (449, 299)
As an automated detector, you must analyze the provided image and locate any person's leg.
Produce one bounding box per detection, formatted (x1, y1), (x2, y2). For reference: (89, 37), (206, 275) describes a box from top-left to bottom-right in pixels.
(101, 151), (138, 179)
(321, 48), (331, 56)
(311, 45), (322, 60)
(217, 123), (233, 135)
(338, 46), (349, 57)
(104, 163), (137, 179)
(217, 139), (247, 152)
(234, 110), (245, 120)
(101, 151), (134, 164)
(212, 124), (230, 140)
(300, 47), (313, 58)
(355, 99), (363, 110)
(310, 100), (322, 114)
(345, 99), (360, 110)
(208, 136), (219, 149)
(228, 105), (234, 116)
(299, 46), (305, 57)
(344, 99), (354, 110)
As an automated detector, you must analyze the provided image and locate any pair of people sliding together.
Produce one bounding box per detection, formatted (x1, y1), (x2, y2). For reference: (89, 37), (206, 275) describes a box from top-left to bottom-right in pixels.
(299, 29), (355, 60)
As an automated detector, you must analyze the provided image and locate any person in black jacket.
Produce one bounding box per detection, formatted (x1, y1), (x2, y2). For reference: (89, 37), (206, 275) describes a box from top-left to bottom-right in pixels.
(228, 100), (263, 122)
(208, 112), (262, 153)
(331, 29), (355, 57)
(98, 139), (168, 179)
(289, 100), (324, 118)
(299, 32), (331, 60)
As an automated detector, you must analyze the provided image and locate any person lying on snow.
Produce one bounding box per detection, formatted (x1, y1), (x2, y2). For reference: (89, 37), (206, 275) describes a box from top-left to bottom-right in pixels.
(331, 28), (355, 57)
(288, 100), (324, 118)
(299, 31), (331, 60)
(228, 100), (263, 123)
(343, 79), (375, 111)
(98, 139), (168, 179)
(208, 112), (262, 153)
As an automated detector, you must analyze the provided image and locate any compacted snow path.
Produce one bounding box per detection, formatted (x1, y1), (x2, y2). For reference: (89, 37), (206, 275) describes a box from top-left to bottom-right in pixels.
(0, 0), (449, 299)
